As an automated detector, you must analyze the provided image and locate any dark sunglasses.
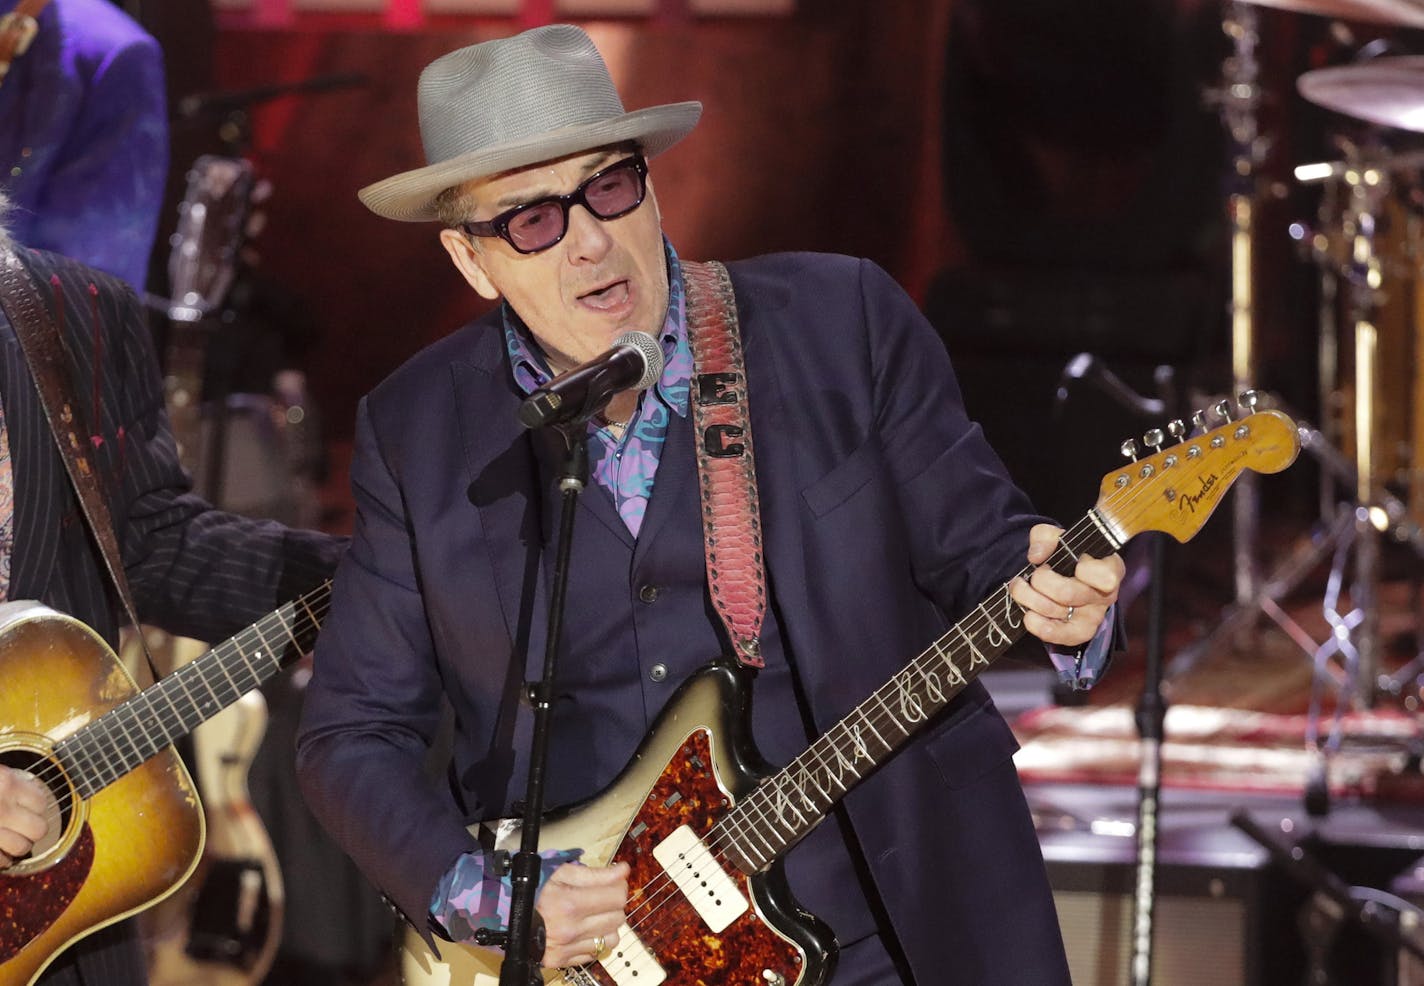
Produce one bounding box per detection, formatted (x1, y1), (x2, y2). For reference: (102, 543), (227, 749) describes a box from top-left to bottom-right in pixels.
(461, 154), (649, 255)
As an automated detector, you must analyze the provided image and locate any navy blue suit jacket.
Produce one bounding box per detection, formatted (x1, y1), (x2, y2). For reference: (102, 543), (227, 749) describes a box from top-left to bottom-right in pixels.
(298, 252), (1072, 984)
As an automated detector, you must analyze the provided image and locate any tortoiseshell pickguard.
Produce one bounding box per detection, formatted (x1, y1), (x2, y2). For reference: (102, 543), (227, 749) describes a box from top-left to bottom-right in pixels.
(0, 825), (94, 960)
(595, 728), (804, 986)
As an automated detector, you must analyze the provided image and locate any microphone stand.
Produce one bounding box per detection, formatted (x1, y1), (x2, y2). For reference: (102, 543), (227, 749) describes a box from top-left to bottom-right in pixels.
(1129, 530), (1169, 986)
(476, 424), (588, 986)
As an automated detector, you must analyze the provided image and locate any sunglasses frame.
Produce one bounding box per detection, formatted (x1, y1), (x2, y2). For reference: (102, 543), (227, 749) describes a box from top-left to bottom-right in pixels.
(460, 154), (650, 255)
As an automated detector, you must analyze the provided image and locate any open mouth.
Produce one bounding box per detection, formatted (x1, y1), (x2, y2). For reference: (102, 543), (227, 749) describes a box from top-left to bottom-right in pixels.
(578, 279), (631, 311)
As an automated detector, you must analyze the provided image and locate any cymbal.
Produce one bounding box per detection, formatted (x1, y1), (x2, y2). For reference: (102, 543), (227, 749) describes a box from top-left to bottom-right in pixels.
(1299, 56), (1424, 133)
(1239, 0), (1424, 28)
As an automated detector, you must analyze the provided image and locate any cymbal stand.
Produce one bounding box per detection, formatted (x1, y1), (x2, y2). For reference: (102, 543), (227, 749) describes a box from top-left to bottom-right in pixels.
(1217, 1), (1270, 615)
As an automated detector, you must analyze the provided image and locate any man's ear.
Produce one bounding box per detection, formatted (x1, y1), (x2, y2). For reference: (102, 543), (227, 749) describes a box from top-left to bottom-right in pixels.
(439, 228), (500, 300)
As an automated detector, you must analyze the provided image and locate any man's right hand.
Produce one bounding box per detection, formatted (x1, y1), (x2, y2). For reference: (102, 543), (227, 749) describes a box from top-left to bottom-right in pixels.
(535, 860), (630, 968)
(0, 766), (53, 868)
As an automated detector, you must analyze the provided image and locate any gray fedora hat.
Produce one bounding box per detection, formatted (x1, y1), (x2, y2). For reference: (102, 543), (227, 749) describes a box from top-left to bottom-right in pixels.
(359, 24), (702, 222)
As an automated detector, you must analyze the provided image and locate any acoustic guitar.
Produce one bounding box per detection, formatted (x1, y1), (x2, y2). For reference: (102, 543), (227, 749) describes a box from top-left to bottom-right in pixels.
(0, 581), (330, 986)
(401, 406), (1301, 986)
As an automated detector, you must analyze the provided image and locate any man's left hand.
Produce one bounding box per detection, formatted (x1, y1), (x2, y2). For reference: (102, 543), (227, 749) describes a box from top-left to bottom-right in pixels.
(1009, 523), (1125, 648)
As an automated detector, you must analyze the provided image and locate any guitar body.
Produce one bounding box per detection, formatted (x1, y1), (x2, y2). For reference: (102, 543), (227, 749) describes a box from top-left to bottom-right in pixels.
(401, 661), (835, 986)
(0, 603), (204, 986)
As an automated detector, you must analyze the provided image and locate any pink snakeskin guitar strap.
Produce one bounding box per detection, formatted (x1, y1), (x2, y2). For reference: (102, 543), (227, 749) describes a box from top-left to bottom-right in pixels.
(681, 260), (766, 668)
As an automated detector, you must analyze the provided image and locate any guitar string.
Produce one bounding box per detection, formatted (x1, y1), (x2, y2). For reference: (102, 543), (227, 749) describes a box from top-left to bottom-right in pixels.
(45, 592), (330, 803)
(558, 429), (1231, 979)
(16, 591), (332, 835)
(25, 596), (329, 831)
(52, 595), (328, 797)
(22, 595), (329, 832)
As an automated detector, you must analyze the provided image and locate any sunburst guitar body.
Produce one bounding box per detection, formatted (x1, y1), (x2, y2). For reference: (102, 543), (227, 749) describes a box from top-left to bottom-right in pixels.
(0, 605), (203, 986)
(0, 584), (329, 986)
(402, 662), (830, 986)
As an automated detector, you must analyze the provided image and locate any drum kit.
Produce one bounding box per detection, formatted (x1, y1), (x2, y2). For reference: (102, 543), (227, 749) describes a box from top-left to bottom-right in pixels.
(1166, 0), (1424, 729)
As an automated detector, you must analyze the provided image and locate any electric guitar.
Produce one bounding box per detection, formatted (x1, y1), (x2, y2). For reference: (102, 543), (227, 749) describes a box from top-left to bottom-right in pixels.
(0, 581), (331, 986)
(401, 405), (1302, 986)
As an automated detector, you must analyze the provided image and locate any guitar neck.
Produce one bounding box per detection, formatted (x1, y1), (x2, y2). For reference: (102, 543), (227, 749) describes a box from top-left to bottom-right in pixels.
(54, 582), (332, 799)
(720, 514), (1120, 873)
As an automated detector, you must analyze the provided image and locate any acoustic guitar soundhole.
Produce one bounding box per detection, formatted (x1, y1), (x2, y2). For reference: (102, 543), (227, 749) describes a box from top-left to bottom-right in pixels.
(0, 748), (76, 854)
(0, 825), (94, 960)
(0, 746), (92, 960)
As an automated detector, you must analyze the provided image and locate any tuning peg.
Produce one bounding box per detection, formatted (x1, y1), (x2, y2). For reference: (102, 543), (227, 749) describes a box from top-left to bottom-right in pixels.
(1143, 428), (1165, 452)
(1214, 399), (1233, 421)
(1191, 409), (1207, 433)
(1120, 438), (1140, 461)
(1239, 390), (1259, 411)
(1167, 419), (1187, 441)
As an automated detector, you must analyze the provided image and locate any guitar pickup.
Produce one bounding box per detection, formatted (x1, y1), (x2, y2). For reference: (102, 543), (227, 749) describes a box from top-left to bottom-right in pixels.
(651, 824), (749, 933)
(597, 921), (666, 986)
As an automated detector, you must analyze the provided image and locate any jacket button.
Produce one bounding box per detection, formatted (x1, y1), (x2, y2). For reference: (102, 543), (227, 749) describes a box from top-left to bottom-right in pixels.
(638, 584), (660, 604)
(649, 663), (668, 683)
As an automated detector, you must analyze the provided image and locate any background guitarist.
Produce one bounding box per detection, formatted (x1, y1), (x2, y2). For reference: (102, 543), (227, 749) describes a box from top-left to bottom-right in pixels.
(0, 0), (168, 295)
(296, 25), (1124, 986)
(0, 202), (345, 986)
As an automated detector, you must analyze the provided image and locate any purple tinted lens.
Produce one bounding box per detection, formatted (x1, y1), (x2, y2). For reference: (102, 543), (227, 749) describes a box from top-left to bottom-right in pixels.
(584, 166), (643, 218)
(507, 202), (566, 251)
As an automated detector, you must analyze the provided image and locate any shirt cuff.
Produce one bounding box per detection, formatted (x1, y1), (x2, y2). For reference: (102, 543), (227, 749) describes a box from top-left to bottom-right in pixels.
(429, 846), (584, 945)
(1046, 603), (1116, 691)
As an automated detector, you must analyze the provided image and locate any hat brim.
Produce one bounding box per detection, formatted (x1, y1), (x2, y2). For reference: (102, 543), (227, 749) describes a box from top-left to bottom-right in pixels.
(358, 101), (702, 223)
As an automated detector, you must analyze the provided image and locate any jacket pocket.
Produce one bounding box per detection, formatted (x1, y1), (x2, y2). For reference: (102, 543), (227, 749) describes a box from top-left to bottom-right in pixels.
(800, 439), (881, 518)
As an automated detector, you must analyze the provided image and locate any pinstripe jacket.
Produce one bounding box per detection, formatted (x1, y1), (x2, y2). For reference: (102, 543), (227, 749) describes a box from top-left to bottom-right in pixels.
(2, 246), (344, 986)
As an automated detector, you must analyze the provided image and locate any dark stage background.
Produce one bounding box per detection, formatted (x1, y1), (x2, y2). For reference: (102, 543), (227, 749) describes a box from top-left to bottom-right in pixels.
(129, 0), (1412, 528)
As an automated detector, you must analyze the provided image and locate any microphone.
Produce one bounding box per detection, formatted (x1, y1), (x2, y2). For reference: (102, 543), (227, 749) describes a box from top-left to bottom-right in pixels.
(518, 331), (664, 429)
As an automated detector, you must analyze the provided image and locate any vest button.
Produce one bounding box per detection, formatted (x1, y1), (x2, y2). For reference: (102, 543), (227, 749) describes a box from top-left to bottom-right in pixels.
(638, 584), (660, 604)
(648, 663), (668, 683)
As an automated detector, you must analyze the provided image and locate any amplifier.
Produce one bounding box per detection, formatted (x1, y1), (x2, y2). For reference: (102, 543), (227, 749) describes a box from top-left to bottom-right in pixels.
(1038, 816), (1299, 986)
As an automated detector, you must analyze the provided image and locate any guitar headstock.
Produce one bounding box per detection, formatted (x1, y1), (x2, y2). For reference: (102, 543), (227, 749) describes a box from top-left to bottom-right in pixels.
(1095, 396), (1300, 545)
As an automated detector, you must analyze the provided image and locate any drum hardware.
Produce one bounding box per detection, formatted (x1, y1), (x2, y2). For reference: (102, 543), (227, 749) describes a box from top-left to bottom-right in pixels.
(1170, 132), (1424, 812)
(1206, 1), (1272, 617)
(1295, 141), (1423, 713)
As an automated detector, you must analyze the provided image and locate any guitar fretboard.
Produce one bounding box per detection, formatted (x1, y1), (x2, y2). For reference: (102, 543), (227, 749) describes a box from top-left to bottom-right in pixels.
(717, 516), (1119, 874)
(54, 582), (332, 798)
